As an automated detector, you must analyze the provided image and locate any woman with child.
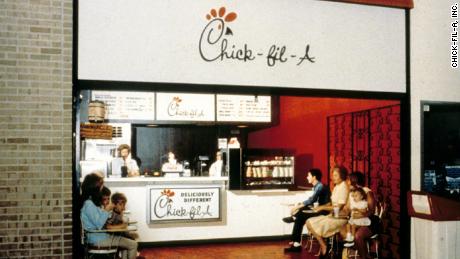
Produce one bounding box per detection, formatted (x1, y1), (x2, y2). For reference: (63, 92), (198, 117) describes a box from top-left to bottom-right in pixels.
(80, 172), (140, 259)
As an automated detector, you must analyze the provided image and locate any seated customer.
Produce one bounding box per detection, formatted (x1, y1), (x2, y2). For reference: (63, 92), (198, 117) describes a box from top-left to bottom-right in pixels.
(283, 169), (330, 252)
(306, 166), (349, 258)
(105, 192), (128, 227)
(344, 188), (371, 244)
(105, 192), (139, 241)
(80, 174), (138, 259)
(100, 186), (111, 210)
(339, 171), (377, 259)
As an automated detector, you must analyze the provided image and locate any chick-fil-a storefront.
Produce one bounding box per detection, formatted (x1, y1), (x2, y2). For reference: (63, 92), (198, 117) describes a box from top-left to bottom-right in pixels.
(74, 0), (413, 258)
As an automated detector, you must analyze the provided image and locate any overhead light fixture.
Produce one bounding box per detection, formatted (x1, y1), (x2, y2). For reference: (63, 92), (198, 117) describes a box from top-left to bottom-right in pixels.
(147, 124), (158, 127)
(237, 125), (248, 128)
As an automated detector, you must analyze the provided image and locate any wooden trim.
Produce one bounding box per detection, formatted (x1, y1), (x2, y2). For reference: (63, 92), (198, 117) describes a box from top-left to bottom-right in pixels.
(322, 0), (414, 9)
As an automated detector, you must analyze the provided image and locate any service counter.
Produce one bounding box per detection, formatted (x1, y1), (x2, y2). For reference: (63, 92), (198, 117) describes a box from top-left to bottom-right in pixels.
(103, 176), (313, 243)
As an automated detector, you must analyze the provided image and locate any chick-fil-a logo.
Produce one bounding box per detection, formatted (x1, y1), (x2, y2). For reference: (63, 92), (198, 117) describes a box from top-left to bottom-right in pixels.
(153, 189), (213, 220)
(167, 96), (205, 119)
(199, 7), (315, 67)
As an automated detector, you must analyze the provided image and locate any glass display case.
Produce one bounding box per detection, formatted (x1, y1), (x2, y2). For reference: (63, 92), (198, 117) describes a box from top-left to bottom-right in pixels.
(242, 149), (295, 189)
(227, 148), (295, 190)
(244, 156), (295, 187)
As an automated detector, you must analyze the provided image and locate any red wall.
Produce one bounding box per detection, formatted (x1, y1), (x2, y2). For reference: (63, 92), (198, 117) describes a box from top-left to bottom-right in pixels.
(247, 96), (399, 186)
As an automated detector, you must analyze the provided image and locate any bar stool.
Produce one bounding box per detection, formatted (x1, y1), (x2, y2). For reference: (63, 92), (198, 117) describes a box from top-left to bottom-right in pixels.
(301, 227), (317, 252)
(367, 233), (380, 259)
(327, 232), (340, 257)
(346, 233), (379, 259)
(302, 230), (338, 257)
(82, 229), (119, 259)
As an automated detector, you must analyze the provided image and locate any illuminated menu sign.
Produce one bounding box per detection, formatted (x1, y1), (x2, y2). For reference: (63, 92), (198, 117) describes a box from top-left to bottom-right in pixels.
(217, 95), (271, 122)
(91, 91), (155, 121)
(156, 93), (215, 121)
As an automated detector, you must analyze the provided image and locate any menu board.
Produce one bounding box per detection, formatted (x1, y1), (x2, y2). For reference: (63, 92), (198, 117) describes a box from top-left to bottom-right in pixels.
(156, 92), (215, 121)
(91, 91), (155, 121)
(217, 95), (271, 122)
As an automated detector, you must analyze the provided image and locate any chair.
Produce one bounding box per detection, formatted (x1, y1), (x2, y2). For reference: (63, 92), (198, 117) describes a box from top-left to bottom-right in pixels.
(302, 227), (317, 252)
(327, 232), (340, 258)
(81, 224), (119, 259)
(83, 229), (119, 259)
(301, 226), (338, 257)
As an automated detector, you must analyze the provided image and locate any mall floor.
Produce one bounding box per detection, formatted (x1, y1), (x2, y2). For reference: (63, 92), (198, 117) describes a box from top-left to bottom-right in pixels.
(139, 239), (323, 259)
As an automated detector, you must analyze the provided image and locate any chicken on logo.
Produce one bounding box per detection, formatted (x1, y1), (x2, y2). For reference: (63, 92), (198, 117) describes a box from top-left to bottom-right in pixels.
(161, 189), (175, 203)
(172, 96), (182, 105)
(205, 7), (237, 36)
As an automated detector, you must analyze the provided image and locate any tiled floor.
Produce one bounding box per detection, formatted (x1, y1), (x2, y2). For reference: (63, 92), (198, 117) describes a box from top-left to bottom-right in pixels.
(140, 239), (323, 259)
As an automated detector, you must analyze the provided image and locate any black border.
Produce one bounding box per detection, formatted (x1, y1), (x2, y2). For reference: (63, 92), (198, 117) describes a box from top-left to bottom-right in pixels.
(78, 79), (407, 99)
(138, 235), (293, 248)
(72, 2), (412, 257)
(320, 0), (412, 9)
(398, 8), (411, 259)
(420, 100), (460, 189)
(71, 0), (80, 257)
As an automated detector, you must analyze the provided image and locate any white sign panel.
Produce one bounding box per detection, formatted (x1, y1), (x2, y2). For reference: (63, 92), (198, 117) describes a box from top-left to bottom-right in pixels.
(91, 91), (155, 121)
(411, 194), (431, 215)
(217, 95), (271, 122)
(78, 0), (406, 93)
(149, 186), (221, 223)
(156, 93), (215, 121)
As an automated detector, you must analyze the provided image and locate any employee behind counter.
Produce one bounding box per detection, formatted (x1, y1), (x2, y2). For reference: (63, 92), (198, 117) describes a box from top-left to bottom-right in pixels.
(161, 152), (183, 172)
(161, 151), (223, 177)
(209, 151), (224, 177)
(111, 144), (140, 177)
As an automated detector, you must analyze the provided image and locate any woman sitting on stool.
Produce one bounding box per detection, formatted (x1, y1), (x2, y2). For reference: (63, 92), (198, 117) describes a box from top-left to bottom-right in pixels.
(80, 172), (139, 259)
(306, 166), (349, 258)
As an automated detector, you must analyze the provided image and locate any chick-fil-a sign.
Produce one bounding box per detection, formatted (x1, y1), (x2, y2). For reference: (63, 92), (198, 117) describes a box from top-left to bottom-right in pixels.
(156, 93), (215, 121)
(149, 186), (221, 223)
(199, 6), (315, 67)
(78, 1), (406, 93)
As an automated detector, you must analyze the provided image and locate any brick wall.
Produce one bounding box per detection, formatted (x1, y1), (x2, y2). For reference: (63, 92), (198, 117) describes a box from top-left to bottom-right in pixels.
(0, 0), (73, 257)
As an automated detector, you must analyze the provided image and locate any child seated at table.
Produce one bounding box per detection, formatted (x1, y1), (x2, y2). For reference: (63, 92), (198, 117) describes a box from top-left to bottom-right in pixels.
(105, 192), (128, 228)
(105, 192), (139, 241)
(344, 187), (371, 244)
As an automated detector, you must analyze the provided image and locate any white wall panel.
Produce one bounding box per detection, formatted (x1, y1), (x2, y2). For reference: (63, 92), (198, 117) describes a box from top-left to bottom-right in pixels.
(78, 0), (406, 93)
(411, 2), (460, 259)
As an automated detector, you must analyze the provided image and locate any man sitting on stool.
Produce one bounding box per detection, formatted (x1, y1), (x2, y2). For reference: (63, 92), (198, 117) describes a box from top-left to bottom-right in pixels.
(283, 169), (330, 252)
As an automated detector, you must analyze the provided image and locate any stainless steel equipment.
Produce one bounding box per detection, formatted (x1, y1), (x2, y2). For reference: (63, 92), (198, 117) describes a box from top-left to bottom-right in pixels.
(80, 123), (132, 178)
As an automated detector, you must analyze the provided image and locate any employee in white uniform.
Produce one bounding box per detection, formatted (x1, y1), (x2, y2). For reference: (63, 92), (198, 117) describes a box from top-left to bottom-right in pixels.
(161, 152), (183, 172)
(209, 151), (224, 177)
(111, 144), (139, 177)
